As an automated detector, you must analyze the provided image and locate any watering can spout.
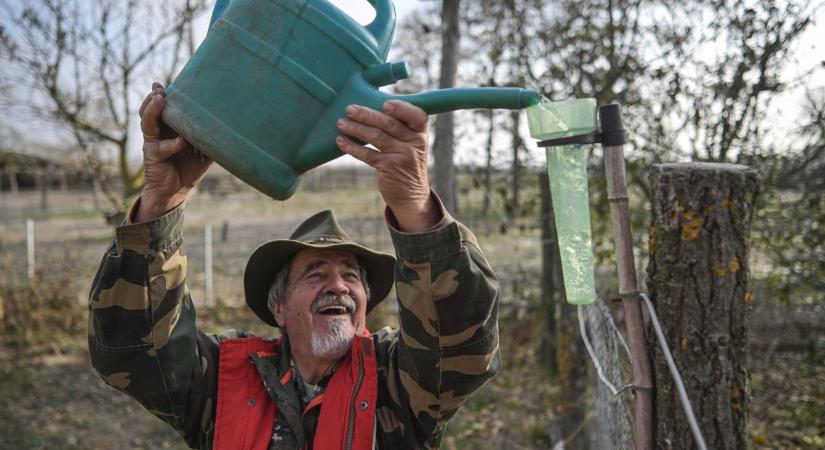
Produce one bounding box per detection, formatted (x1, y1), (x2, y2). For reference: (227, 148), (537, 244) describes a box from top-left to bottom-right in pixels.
(361, 61), (540, 112)
(393, 87), (541, 115)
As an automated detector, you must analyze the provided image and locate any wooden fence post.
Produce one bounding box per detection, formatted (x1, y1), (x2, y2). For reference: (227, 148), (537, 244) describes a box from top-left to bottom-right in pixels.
(647, 162), (759, 449)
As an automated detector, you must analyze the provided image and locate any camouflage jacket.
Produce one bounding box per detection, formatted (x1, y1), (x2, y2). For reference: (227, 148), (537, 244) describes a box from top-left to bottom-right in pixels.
(88, 204), (501, 449)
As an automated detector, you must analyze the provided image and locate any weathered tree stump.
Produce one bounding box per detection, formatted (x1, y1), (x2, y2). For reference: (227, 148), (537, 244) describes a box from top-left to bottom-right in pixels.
(647, 162), (759, 450)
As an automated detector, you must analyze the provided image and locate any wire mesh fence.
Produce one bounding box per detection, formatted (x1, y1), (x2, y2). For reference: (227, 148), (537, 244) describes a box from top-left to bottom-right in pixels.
(0, 174), (533, 306)
(0, 214), (399, 309)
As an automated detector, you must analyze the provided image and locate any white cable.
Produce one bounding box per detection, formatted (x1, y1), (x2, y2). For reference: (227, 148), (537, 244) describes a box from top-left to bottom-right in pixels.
(640, 293), (708, 450)
(596, 299), (632, 360)
(577, 304), (633, 396)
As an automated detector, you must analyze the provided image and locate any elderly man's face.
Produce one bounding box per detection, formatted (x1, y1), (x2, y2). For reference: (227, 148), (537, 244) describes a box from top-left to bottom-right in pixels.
(271, 248), (368, 360)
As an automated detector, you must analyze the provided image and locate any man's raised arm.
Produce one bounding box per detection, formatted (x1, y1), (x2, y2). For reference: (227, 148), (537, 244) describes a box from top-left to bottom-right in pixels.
(336, 100), (501, 448)
(88, 84), (217, 449)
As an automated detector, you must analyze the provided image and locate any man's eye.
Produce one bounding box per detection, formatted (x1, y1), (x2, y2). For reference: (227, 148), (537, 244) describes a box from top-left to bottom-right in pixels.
(344, 272), (359, 281)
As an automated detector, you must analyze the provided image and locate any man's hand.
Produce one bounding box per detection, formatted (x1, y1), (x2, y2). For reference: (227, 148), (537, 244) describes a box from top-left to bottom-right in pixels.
(135, 83), (212, 223)
(335, 100), (439, 232)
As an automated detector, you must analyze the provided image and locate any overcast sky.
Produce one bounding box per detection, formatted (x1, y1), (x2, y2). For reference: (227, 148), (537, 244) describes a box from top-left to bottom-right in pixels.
(329, 0), (420, 23)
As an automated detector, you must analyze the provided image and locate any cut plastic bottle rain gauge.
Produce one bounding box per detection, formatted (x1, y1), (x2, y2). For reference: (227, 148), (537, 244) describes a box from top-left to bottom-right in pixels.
(527, 98), (667, 450)
(527, 98), (599, 305)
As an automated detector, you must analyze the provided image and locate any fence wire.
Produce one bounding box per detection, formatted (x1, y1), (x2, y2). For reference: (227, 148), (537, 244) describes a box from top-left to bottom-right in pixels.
(0, 215), (397, 308)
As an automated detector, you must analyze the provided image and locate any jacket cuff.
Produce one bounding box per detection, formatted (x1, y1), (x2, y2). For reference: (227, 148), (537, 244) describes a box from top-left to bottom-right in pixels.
(384, 190), (450, 232)
(387, 192), (462, 263)
(115, 199), (185, 254)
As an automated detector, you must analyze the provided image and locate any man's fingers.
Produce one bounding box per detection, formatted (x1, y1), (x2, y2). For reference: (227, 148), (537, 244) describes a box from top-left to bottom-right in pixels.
(139, 83), (166, 141)
(140, 94), (165, 142)
(336, 118), (396, 151)
(382, 100), (428, 133)
(139, 83), (165, 118)
(336, 135), (380, 167)
(149, 136), (191, 162)
(344, 104), (417, 141)
(138, 91), (154, 118)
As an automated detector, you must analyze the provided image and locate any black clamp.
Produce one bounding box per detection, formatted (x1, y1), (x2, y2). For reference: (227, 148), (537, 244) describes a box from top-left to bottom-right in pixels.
(537, 103), (626, 148)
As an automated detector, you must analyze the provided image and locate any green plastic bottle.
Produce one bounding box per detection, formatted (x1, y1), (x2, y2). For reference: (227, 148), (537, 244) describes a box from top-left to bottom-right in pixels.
(527, 98), (598, 305)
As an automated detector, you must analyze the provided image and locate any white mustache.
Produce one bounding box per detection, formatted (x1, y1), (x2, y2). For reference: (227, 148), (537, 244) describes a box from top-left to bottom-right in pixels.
(310, 294), (356, 314)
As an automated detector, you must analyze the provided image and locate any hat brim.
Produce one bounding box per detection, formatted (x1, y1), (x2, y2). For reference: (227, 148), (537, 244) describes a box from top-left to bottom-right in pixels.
(244, 239), (396, 327)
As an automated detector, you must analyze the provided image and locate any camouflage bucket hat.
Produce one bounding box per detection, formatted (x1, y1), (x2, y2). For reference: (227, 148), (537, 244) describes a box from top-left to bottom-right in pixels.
(244, 210), (396, 327)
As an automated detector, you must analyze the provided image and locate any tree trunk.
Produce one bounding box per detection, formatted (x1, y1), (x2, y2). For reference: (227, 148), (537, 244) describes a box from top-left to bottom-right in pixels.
(119, 142), (143, 200)
(36, 169), (49, 212)
(59, 169), (69, 191)
(555, 302), (588, 449)
(509, 110), (522, 218)
(432, 0), (460, 214)
(482, 109), (494, 215)
(538, 172), (560, 377)
(8, 167), (19, 193)
(647, 162), (759, 450)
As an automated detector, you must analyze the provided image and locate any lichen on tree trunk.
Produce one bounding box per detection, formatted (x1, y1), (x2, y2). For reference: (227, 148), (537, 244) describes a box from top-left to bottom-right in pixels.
(647, 162), (759, 450)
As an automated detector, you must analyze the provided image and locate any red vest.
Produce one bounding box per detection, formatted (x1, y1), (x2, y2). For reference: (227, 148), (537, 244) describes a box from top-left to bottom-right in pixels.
(212, 330), (378, 450)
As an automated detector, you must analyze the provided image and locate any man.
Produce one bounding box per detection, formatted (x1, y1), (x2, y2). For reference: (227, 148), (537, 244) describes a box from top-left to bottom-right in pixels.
(88, 83), (501, 449)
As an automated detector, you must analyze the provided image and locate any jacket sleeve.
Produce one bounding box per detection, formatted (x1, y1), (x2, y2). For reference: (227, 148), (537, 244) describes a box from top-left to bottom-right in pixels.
(376, 205), (501, 448)
(87, 204), (219, 449)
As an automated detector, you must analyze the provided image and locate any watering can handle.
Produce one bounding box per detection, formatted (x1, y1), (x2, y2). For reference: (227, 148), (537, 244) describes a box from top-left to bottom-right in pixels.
(210, 0), (395, 58)
(209, 0), (230, 28)
(364, 0), (395, 59)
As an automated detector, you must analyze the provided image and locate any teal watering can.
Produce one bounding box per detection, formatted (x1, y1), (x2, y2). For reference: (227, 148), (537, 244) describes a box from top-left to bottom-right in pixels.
(162, 0), (541, 200)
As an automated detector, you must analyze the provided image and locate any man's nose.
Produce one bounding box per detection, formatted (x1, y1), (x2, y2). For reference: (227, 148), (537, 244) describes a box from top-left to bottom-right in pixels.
(324, 272), (350, 295)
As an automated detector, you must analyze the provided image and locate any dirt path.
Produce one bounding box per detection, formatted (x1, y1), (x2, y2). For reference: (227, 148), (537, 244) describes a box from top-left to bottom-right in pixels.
(0, 347), (187, 450)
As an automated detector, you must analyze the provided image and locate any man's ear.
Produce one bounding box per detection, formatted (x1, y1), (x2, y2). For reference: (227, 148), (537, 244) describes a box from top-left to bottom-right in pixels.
(271, 302), (286, 328)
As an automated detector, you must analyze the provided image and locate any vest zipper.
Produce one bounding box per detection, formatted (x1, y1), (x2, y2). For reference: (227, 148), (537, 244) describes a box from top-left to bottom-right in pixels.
(344, 351), (365, 450)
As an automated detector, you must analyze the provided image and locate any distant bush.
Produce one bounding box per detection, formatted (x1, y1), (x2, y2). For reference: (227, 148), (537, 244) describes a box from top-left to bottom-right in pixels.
(0, 252), (85, 353)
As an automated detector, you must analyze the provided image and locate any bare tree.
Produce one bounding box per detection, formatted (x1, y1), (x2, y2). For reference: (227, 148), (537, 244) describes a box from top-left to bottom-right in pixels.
(432, 0), (461, 213)
(0, 0), (209, 218)
(389, 6), (441, 95)
(669, 0), (816, 162)
(755, 90), (825, 300)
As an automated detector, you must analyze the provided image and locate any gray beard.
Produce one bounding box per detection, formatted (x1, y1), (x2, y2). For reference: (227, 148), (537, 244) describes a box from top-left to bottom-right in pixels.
(310, 317), (354, 360)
